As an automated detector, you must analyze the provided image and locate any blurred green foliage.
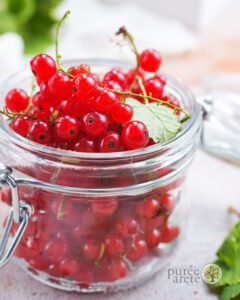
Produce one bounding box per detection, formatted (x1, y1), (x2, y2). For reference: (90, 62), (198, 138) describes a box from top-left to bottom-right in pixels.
(0, 0), (64, 54)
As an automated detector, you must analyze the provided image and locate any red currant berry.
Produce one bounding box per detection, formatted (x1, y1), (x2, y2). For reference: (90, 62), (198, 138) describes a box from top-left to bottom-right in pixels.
(127, 237), (147, 261)
(99, 131), (122, 152)
(105, 235), (125, 258)
(83, 239), (101, 261)
(160, 194), (176, 212)
(77, 64), (91, 74)
(27, 106), (52, 122)
(104, 80), (122, 92)
(5, 88), (29, 112)
(55, 116), (80, 140)
(30, 54), (57, 83)
(153, 74), (166, 86)
(11, 116), (30, 137)
(73, 73), (97, 95)
(95, 90), (118, 112)
(125, 68), (144, 86)
(59, 258), (80, 276)
(115, 217), (139, 236)
(139, 49), (162, 72)
(32, 92), (50, 110)
(29, 121), (52, 145)
(143, 197), (160, 218)
(144, 77), (164, 99)
(40, 81), (59, 105)
(67, 66), (78, 76)
(146, 228), (161, 248)
(109, 260), (128, 280)
(91, 199), (118, 217)
(103, 69), (127, 89)
(160, 224), (180, 243)
(81, 112), (109, 138)
(73, 136), (96, 152)
(48, 72), (73, 99)
(111, 103), (133, 124)
(44, 240), (70, 263)
(122, 121), (149, 150)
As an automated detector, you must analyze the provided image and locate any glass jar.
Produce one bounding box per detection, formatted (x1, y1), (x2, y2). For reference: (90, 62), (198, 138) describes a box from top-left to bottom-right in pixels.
(0, 59), (202, 293)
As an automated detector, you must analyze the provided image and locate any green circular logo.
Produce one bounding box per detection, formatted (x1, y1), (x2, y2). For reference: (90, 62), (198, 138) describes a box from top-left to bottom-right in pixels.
(201, 263), (222, 285)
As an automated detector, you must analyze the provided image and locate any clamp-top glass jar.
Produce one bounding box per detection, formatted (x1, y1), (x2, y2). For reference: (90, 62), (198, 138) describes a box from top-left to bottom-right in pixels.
(0, 59), (202, 293)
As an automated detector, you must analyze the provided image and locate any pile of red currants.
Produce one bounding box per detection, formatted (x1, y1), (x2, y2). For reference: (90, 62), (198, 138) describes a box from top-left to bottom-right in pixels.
(4, 47), (182, 153)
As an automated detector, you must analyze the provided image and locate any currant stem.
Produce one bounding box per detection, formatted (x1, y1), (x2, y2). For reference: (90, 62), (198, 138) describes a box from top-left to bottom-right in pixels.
(137, 76), (148, 104)
(228, 206), (240, 218)
(107, 88), (191, 121)
(0, 108), (36, 121)
(55, 10), (71, 70)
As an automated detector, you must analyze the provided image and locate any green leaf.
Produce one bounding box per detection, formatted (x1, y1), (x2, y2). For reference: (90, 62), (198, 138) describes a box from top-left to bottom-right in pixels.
(221, 284), (240, 300)
(214, 222), (240, 287)
(125, 98), (183, 143)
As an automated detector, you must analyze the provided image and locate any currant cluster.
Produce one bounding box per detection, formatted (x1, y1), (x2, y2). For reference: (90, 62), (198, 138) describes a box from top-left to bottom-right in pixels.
(1, 186), (179, 285)
(4, 47), (182, 152)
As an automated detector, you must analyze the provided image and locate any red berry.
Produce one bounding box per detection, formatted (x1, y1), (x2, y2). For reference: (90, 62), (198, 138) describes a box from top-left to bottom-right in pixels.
(95, 90), (118, 112)
(73, 74), (97, 95)
(29, 121), (52, 145)
(67, 66), (78, 76)
(32, 92), (50, 110)
(44, 240), (70, 263)
(91, 200), (118, 217)
(105, 235), (125, 258)
(111, 103), (133, 124)
(122, 121), (149, 150)
(139, 49), (162, 72)
(48, 72), (73, 99)
(5, 88), (29, 112)
(59, 258), (80, 276)
(40, 81), (59, 105)
(55, 116), (80, 140)
(11, 116), (30, 137)
(146, 228), (161, 248)
(115, 217), (139, 236)
(126, 68), (144, 86)
(103, 69), (127, 88)
(143, 197), (160, 218)
(160, 194), (176, 212)
(30, 54), (57, 83)
(81, 112), (109, 138)
(27, 106), (52, 122)
(83, 239), (101, 261)
(99, 131), (122, 152)
(109, 261), (128, 280)
(77, 64), (91, 74)
(153, 74), (166, 86)
(160, 224), (180, 243)
(73, 136), (96, 152)
(127, 237), (147, 261)
(144, 77), (164, 99)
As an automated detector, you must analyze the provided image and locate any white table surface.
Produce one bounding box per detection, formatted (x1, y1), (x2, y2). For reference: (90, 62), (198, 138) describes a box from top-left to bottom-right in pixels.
(1, 149), (239, 300)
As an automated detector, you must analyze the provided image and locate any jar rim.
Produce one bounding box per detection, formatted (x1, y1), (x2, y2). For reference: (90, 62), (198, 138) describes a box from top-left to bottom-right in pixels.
(0, 58), (201, 160)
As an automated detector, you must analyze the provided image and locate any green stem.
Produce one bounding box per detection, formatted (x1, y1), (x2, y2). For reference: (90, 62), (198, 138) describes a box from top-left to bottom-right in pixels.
(0, 108), (36, 121)
(137, 76), (148, 104)
(107, 88), (191, 121)
(55, 11), (71, 70)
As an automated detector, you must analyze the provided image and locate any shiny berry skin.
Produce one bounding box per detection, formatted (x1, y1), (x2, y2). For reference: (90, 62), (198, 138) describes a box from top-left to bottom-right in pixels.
(40, 81), (59, 105)
(103, 69), (127, 89)
(27, 106), (52, 122)
(77, 64), (91, 74)
(160, 194), (176, 212)
(127, 237), (147, 261)
(144, 77), (164, 99)
(5, 88), (29, 112)
(143, 197), (160, 218)
(95, 90), (118, 112)
(32, 92), (50, 110)
(99, 131), (122, 152)
(139, 49), (162, 72)
(81, 112), (109, 138)
(73, 74), (97, 95)
(153, 74), (166, 86)
(59, 258), (80, 276)
(55, 116), (80, 140)
(160, 224), (180, 243)
(146, 228), (161, 248)
(91, 200), (118, 217)
(44, 240), (70, 263)
(48, 72), (73, 99)
(29, 121), (52, 145)
(11, 116), (30, 137)
(111, 103), (133, 124)
(109, 261), (128, 280)
(126, 68), (144, 86)
(73, 136), (96, 152)
(105, 235), (125, 258)
(115, 217), (139, 236)
(30, 54), (57, 83)
(122, 121), (149, 150)
(83, 239), (101, 261)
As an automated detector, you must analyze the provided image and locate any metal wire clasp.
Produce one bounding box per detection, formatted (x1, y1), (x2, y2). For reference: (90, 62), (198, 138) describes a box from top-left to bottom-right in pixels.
(0, 163), (32, 268)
